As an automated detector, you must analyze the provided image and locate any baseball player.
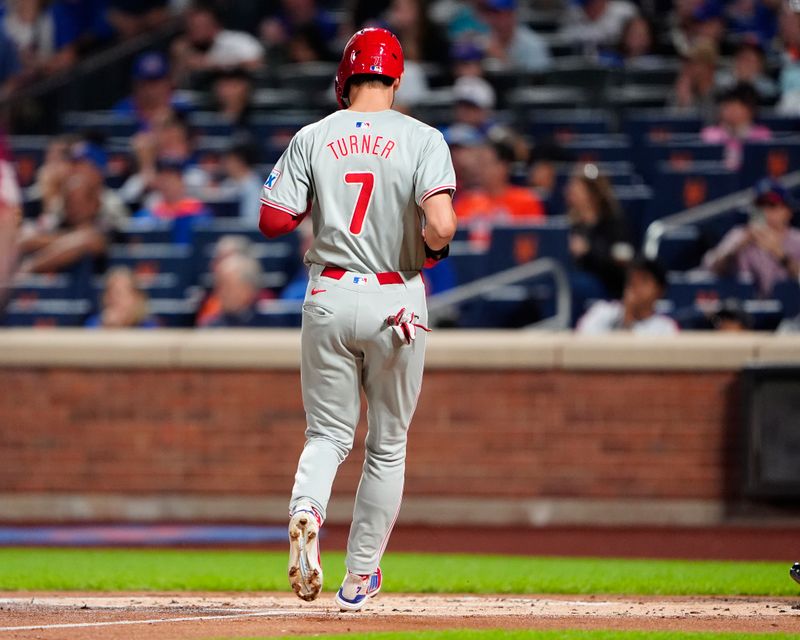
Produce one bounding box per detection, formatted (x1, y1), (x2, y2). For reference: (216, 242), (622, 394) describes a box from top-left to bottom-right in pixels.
(258, 28), (457, 611)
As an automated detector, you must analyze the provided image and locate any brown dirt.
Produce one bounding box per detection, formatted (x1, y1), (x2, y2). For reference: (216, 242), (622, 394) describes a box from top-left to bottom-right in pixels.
(0, 592), (799, 639)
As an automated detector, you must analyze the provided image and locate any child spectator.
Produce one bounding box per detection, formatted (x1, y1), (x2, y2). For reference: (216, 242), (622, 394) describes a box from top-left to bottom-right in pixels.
(577, 258), (679, 335)
(702, 179), (800, 297)
(700, 82), (772, 170)
(85, 267), (158, 328)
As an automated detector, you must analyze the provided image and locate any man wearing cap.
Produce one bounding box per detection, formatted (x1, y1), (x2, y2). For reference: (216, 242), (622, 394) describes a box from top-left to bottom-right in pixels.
(478, 0), (551, 72)
(114, 51), (191, 131)
(703, 179), (800, 297)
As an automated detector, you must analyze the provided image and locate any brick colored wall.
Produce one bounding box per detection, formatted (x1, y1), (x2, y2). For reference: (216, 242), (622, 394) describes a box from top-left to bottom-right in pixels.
(0, 368), (741, 502)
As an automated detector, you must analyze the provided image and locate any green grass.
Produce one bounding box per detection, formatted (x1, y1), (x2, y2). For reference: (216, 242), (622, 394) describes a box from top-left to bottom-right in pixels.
(249, 632), (800, 640)
(0, 549), (797, 596)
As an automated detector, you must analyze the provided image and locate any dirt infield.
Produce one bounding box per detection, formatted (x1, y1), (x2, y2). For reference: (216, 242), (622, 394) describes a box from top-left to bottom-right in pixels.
(0, 593), (798, 639)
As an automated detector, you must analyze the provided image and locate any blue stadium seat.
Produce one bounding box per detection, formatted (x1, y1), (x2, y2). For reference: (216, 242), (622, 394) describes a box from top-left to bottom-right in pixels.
(646, 163), (740, 223)
(204, 198), (240, 218)
(622, 110), (704, 147)
(61, 111), (138, 137)
(561, 135), (633, 163)
(3, 299), (91, 327)
(615, 184), (654, 249)
(656, 226), (703, 270)
(488, 220), (570, 274)
(115, 220), (173, 245)
(149, 299), (200, 328)
(107, 244), (196, 288)
(638, 139), (726, 186)
(524, 109), (612, 138)
(665, 272), (756, 308)
(740, 136), (800, 183)
(448, 241), (488, 286)
(773, 280), (800, 318)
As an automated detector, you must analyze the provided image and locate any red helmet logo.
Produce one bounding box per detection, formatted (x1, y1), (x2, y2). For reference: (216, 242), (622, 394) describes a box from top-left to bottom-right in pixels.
(335, 28), (404, 109)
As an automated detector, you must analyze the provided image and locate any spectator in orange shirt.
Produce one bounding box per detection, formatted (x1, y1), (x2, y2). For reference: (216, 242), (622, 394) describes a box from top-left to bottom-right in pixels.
(454, 140), (545, 222)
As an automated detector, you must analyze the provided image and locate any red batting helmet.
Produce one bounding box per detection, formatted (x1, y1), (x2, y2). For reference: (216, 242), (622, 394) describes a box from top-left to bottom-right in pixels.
(335, 28), (404, 109)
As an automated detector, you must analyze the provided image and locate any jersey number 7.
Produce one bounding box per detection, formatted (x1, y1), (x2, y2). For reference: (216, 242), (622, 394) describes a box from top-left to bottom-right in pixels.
(344, 172), (375, 235)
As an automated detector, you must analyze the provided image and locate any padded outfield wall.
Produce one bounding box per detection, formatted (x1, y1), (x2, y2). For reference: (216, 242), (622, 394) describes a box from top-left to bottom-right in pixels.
(1, 331), (799, 526)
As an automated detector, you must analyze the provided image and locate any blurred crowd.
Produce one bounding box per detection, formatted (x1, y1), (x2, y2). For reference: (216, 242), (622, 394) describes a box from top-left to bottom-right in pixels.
(1, 0), (800, 333)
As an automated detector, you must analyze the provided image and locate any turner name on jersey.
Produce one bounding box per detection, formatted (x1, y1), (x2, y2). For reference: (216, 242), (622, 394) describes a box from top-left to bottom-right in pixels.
(326, 134), (397, 161)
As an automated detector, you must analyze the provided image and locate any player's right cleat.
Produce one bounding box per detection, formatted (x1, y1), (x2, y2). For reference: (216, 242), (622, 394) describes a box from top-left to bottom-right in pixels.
(335, 567), (382, 612)
(791, 562), (800, 586)
(288, 508), (323, 602)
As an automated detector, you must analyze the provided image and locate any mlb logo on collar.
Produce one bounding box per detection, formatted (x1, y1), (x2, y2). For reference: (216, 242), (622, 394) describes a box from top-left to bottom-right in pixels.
(352, 276), (368, 285)
(356, 121), (371, 129)
(264, 168), (282, 191)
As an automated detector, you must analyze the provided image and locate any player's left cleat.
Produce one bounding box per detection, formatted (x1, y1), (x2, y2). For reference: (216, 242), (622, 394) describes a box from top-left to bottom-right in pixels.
(288, 508), (323, 602)
(791, 562), (800, 586)
(335, 567), (382, 612)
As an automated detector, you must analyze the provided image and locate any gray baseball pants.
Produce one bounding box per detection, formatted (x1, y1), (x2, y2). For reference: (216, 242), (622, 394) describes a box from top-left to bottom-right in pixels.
(289, 264), (427, 574)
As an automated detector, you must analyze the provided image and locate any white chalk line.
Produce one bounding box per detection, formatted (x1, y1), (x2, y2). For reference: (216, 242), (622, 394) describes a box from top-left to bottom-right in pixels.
(0, 608), (319, 632)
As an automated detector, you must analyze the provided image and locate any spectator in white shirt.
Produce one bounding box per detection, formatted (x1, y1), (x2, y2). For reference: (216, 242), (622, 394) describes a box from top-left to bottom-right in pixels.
(172, 3), (263, 79)
(577, 258), (679, 335)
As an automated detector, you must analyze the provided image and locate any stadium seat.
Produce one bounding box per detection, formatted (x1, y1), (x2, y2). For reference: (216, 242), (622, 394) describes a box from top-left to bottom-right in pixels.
(623, 110), (704, 148)
(665, 272), (756, 308)
(638, 138), (726, 186)
(488, 220), (570, 274)
(524, 109), (612, 139)
(3, 299), (91, 328)
(561, 135), (633, 163)
(61, 111), (139, 137)
(740, 136), (800, 182)
(149, 298), (200, 328)
(107, 244), (196, 289)
(645, 163), (740, 223)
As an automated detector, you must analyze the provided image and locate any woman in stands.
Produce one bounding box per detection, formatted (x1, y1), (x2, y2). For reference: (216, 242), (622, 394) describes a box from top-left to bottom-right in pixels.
(85, 267), (158, 329)
(565, 163), (633, 301)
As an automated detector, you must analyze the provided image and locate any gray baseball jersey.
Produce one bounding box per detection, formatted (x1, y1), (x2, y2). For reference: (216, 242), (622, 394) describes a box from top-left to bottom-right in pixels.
(270, 108), (455, 576)
(260, 109), (455, 273)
